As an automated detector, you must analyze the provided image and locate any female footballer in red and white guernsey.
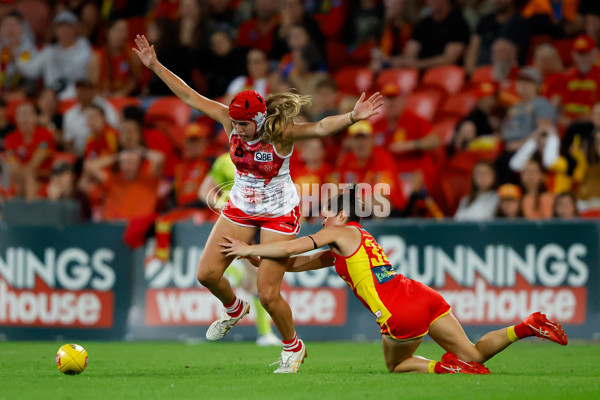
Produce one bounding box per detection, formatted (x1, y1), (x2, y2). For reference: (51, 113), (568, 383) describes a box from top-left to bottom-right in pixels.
(133, 35), (383, 373)
(220, 188), (568, 374)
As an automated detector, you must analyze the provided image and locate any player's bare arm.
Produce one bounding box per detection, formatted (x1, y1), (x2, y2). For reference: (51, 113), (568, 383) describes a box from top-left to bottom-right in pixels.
(220, 225), (359, 260)
(242, 250), (334, 272)
(285, 250), (335, 272)
(132, 34), (231, 130)
(282, 92), (383, 141)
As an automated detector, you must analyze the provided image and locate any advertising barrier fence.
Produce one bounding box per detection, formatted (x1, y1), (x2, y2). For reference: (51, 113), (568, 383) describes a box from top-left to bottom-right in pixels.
(0, 225), (132, 340)
(1, 221), (599, 341)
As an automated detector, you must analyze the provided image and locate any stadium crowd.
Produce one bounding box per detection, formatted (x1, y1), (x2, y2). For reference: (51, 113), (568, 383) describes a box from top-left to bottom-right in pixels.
(0, 0), (599, 232)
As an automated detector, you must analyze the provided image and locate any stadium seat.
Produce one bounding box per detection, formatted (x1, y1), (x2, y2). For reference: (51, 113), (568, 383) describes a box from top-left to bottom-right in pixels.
(108, 96), (142, 113)
(433, 151), (496, 215)
(376, 68), (419, 95)
(404, 90), (442, 122)
(334, 67), (374, 95)
(145, 97), (192, 127)
(431, 118), (459, 145)
(422, 65), (466, 95)
(470, 66), (494, 84)
(436, 91), (477, 120)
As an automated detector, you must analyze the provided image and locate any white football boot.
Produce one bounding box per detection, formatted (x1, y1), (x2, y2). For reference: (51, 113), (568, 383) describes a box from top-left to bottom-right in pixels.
(205, 299), (250, 341)
(270, 340), (307, 373)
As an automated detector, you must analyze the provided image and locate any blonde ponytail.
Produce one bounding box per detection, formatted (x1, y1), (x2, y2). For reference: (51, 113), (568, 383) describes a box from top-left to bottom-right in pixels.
(263, 92), (312, 142)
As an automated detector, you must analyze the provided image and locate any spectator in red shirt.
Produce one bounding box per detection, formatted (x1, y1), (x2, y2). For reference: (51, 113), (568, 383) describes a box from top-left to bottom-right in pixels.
(554, 35), (600, 124)
(121, 106), (181, 179)
(174, 122), (211, 207)
(305, 0), (348, 41)
(82, 148), (164, 221)
(236, 0), (279, 55)
(533, 44), (564, 100)
(335, 120), (406, 214)
(4, 102), (55, 200)
(291, 138), (334, 219)
(83, 104), (119, 159)
(88, 19), (141, 97)
(372, 82), (441, 191)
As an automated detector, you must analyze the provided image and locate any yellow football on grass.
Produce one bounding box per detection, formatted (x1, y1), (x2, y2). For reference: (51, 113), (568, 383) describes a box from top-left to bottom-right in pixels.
(56, 344), (88, 375)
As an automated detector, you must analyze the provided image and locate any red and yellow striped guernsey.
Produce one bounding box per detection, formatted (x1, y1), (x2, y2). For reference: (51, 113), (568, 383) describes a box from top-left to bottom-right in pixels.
(332, 222), (397, 325)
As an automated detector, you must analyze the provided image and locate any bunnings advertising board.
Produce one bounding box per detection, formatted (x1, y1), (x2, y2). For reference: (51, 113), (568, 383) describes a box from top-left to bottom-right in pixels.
(129, 220), (600, 341)
(1, 220), (598, 341)
(367, 220), (600, 340)
(0, 224), (132, 340)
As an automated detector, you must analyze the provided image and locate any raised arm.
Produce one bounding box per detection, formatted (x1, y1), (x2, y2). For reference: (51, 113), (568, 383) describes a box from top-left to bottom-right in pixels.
(283, 92), (383, 141)
(133, 35), (231, 129)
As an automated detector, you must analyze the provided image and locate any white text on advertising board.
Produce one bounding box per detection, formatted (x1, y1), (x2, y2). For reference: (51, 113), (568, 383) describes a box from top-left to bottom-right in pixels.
(379, 236), (588, 324)
(144, 246), (346, 326)
(0, 247), (116, 327)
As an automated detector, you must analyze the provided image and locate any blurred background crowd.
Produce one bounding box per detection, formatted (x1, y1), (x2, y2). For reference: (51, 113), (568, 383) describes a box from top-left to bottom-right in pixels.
(1, 0), (600, 233)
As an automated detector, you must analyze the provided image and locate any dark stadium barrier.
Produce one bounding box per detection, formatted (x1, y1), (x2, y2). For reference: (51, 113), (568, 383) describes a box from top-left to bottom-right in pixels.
(0, 224), (132, 340)
(1, 221), (599, 341)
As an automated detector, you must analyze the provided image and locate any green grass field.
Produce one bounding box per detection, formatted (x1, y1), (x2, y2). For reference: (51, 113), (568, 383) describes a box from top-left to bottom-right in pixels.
(1, 341), (599, 400)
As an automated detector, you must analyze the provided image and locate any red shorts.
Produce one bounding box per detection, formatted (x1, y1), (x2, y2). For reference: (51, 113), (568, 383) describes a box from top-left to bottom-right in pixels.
(221, 201), (301, 235)
(378, 275), (451, 340)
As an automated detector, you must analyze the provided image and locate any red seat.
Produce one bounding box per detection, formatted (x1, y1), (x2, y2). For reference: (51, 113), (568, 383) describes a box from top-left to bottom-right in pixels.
(334, 67), (374, 95)
(432, 151), (497, 215)
(404, 90), (442, 122)
(145, 97), (192, 127)
(376, 68), (419, 95)
(436, 91), (477, 120)
(470, 66), (494, 84)
(422, 65), (466, 95)
(108, 96), (142, 113)
(431, 118), (459, 145)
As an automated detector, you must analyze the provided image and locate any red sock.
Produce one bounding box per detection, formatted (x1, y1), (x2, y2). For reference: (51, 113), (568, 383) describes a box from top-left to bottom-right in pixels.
(514, 322), (534, 339)
(224, 296), (243, 318)
(282, 332), (303, 352)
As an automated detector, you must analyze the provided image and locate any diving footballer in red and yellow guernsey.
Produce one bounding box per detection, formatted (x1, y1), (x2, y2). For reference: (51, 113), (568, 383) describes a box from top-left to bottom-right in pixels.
(221, 188), (568, 374)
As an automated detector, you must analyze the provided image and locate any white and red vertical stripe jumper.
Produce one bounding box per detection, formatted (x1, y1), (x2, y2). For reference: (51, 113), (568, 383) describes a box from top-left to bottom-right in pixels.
(228, 129), (299, 217)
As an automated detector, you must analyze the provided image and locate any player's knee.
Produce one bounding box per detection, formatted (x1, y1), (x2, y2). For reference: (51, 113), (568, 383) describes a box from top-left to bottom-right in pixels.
(197, 268), (220, 287)
(257, 287), (279, 310)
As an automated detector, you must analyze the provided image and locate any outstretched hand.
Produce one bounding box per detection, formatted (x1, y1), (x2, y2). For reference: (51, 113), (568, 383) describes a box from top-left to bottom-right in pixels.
(132, 34), (158, 70)
(351, 92), (384, 122)
(219, 236), (251, 258)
